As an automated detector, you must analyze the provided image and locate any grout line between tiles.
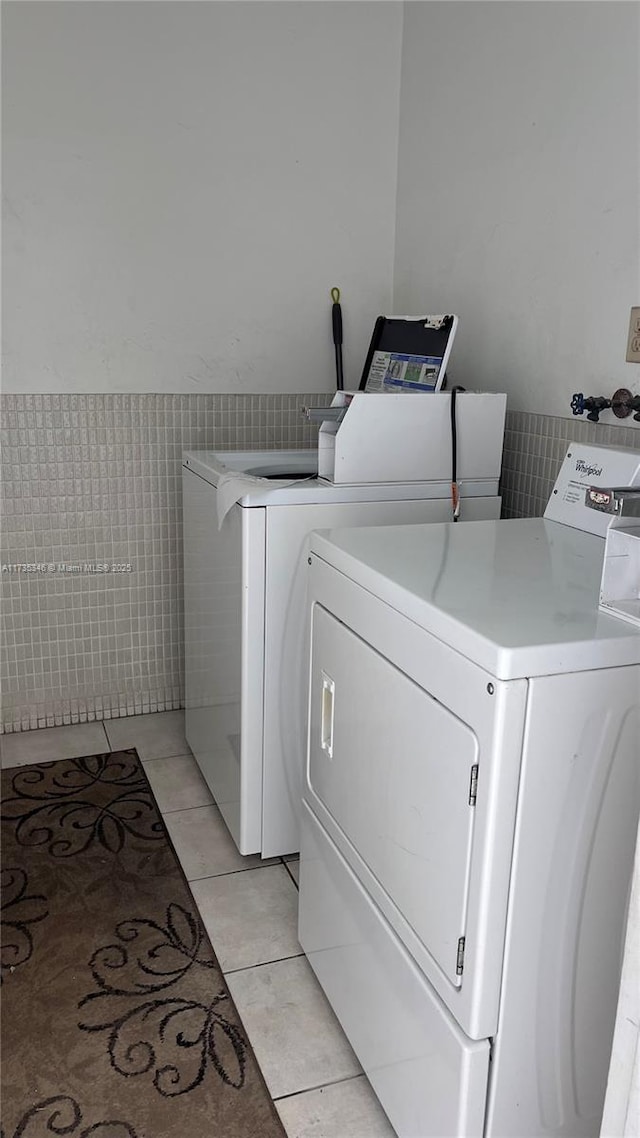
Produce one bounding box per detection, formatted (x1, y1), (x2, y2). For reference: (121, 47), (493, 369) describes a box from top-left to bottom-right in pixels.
(102, 724), (116, 751)
(156, 801), (215, 816)
(158, 802), (218, 817)
(190, 863), (294, 885)
(272, 1072), (365, 1103)
(127, 748), (193, 762)
(181, 863), (280, 882)
(141, 751), (194, 766)
(222, 951), (305, 977)
(283, 862), (299, 890)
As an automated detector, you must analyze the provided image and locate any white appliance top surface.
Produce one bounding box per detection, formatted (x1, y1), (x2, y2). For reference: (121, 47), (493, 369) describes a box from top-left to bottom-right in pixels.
(182, 450), (497, 505)
(189, 449), (317, 479)
(310, 518), (640, 679)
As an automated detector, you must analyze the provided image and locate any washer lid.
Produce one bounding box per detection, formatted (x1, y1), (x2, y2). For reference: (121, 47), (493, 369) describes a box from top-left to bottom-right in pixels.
(184, 449), (317, 482)
(182, 450), (498, 505)
(309, 518), (640, 679)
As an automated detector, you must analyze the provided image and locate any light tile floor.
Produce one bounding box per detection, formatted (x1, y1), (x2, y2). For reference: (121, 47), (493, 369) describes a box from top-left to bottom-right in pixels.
(0, 721), (109, 768)
(0, 713), (397, 1138)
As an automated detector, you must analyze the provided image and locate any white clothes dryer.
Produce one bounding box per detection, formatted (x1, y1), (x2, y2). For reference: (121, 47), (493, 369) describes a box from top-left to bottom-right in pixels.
(182, 428), (503, 858)
(299, 442), (640, 1138)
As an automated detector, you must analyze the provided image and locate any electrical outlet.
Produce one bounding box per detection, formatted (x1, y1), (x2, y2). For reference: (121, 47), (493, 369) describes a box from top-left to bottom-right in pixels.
(626, 306), (640, 363)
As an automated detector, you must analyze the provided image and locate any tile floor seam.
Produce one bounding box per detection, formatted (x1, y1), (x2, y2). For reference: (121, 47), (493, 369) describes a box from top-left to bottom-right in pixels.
(137, 749), (194, 761)
(272, 1073), (365, 1103)
(1, 723), (116, 770)
(222, 951), (305, 976)
(188, 864), (297, 895)
(104, 734), (191, 763)
(283, 862), (299, 890)
(157, 801), (215, 816)
(141, 750), (195, 763)
(177, 864), (277, 881)
(191, 862), (293, 880)
(159, 802), (219, 817)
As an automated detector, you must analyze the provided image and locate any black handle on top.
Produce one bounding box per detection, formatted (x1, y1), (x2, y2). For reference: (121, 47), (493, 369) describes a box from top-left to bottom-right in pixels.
(332, 301), (343, 350)
(331, 287), (344, 391)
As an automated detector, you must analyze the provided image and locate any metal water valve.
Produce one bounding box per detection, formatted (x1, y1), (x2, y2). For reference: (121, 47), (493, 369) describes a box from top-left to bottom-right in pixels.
(572, 389), (640, 422)
(571, 394), (611, 423)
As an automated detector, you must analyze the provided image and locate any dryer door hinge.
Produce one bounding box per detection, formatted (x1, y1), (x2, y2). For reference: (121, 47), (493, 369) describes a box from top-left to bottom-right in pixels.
(456, 936), (466, 976)
(468, 764), (479, 806)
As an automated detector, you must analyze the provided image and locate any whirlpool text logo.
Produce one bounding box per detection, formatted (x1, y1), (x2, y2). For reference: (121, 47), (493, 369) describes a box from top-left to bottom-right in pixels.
(575, 459), (603, 478)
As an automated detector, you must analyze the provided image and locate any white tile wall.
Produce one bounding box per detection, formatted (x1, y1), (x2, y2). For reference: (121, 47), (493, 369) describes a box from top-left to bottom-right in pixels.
(3, 396), (638, 732)
(0, 393), (329, 732)
(500, 411), (640, 519)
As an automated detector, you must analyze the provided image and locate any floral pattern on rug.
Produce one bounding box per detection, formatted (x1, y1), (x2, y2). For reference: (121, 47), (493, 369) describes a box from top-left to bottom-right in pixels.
(0, 751), (285, 1138)
(0, 867), (48, 982)
(78, 902), (247, 1095)
(1, 1096), (139, 1138)
(1, 754), (163, 856)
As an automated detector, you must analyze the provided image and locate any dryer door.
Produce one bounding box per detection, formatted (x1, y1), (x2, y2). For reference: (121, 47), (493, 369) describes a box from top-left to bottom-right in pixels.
(307, 604), (479, 990)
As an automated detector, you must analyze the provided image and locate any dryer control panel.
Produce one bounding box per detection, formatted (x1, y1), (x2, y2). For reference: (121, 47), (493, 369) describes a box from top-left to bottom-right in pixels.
(544, 443), (640, 536)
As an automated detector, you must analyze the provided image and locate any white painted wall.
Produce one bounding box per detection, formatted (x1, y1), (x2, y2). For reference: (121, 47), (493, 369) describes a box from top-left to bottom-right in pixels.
(2, 1), (402, 394)
(393, 2), (640, 420)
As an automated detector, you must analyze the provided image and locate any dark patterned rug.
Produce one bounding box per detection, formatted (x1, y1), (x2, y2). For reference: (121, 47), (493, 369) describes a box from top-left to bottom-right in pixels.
(0, 750), (286, 1138)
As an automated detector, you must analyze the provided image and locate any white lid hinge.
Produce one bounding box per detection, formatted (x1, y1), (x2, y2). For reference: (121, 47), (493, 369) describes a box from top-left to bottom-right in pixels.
(468, 764), (479, 806)
(456, 936), (466, 976)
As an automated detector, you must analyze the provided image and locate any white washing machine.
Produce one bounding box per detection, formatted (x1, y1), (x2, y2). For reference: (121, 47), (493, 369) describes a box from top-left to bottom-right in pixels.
(299, 442), (640, 1138)
(182, 411), (504, 858)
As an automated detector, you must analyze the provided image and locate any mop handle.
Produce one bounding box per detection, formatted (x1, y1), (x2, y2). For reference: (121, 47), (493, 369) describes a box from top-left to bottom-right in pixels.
(331, 287), (344, 390)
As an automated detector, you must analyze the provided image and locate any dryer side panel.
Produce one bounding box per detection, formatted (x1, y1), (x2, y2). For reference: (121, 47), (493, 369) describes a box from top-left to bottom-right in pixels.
(486, 665), (640, 1138)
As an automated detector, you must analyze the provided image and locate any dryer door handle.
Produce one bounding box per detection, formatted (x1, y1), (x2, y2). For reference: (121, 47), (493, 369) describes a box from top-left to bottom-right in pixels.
(321, 673), (335, 759)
